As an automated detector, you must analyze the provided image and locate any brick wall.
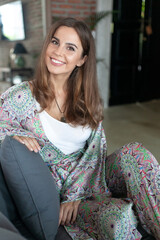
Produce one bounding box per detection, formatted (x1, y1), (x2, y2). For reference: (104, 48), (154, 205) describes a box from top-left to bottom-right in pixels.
(51, 0), (96, 21)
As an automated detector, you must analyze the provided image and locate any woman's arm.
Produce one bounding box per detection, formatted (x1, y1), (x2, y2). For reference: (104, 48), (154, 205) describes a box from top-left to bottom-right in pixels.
(0, 100), (34, 144)
(0, 83), (39, 149)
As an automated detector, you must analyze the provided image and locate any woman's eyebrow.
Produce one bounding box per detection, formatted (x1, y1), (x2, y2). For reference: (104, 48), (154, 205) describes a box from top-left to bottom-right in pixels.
(52, 36), (59, 41)
(66, 42), (78, 49)
(52, 35), (78, 49)
(53, 35), (78, 49)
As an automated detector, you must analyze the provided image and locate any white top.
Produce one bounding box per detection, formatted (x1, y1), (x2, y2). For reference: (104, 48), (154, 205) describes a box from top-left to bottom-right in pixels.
(38, 105), (92, 155)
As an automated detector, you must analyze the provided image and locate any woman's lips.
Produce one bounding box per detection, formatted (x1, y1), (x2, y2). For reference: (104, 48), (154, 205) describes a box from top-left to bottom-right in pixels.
(50, 58), (65, 66)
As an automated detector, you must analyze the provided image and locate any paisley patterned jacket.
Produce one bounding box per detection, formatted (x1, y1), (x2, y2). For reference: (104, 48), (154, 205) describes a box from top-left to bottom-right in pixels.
(0, 82), (110, 203)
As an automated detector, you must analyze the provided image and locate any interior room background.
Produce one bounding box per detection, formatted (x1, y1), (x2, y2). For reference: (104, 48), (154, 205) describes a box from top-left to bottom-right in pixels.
(0, 0), (105, 98)
(0, 0), (160, 109)
(0, 0), (160, 161)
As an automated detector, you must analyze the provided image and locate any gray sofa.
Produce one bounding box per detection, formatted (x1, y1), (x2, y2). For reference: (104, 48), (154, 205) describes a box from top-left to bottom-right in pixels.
(0, 136), (71, 240)
(0, 212), (26, 240)
(0, 211), (71, 240)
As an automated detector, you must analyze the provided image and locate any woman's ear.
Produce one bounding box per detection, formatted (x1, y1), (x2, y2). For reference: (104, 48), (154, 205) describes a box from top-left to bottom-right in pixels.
(77, 55), (88, 67)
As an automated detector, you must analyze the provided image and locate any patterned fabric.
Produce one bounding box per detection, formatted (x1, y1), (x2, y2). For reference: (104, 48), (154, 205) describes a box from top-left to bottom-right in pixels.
(105, 143), (160, 239)
(0, 82), (160, 239)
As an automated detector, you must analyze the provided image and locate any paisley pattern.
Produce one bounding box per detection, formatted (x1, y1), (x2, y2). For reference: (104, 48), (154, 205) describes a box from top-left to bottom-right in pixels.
(0, 82), (160, 239)
(1, 82), (35, 121)
(69, 197), (140, 240)
(106, 143), (160, 239)
(154, 170), (160, 194)
(120, 154), (141, 195)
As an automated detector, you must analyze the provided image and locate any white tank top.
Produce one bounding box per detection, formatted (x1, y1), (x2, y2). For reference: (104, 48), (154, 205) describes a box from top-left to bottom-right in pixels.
(38, 109), (92, 155)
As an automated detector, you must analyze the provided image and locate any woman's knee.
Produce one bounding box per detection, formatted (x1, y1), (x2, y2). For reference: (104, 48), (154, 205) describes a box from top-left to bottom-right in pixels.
(96, 198), (141, 239)
(119, 142), (159, 170)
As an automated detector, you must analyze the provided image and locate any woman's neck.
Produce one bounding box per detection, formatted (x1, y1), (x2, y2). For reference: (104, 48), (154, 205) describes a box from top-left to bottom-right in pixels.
(49, 74), (67, 96)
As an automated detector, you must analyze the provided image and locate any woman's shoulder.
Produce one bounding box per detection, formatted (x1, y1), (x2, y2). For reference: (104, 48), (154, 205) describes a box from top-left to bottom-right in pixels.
(0, 81), (36, 119)
(1, 81), (31, 100)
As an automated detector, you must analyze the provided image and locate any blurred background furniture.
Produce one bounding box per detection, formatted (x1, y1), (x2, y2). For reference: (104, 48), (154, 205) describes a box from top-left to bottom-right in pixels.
(0, 67), (33, 87)
(10, 68), (33, 85)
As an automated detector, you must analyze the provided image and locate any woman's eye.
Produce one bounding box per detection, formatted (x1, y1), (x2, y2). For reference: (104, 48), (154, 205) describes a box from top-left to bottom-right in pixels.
(67, 46), (75, 51)
(51, 39), (58, 45)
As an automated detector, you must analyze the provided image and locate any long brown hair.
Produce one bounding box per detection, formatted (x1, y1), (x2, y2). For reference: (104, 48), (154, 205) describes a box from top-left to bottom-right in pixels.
(32, 17), (103, 129)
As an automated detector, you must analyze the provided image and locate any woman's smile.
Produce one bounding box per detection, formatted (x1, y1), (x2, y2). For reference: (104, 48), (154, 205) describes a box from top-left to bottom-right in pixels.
(50, 57), (66, 66)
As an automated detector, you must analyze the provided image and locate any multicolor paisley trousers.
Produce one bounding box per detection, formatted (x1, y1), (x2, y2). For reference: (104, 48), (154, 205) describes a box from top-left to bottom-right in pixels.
(66, 142), (160, 240)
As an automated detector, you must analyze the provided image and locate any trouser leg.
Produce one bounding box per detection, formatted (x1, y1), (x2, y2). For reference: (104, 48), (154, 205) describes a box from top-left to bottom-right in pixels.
(106, 142), (160, 239)
(75, 197), (141, 240)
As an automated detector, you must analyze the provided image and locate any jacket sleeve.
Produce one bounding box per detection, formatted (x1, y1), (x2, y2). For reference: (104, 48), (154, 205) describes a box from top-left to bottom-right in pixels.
(0, 83), (36, 145)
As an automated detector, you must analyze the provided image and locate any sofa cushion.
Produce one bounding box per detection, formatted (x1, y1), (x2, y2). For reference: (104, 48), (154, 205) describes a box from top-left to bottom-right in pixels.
(0, 211), (27, 240)
(0, 211), (20, 234)
(0, 163), (35, 239)
(0, 136), (60, 240)
(0, 162), (19, 223)
(0, 228), (26, 240)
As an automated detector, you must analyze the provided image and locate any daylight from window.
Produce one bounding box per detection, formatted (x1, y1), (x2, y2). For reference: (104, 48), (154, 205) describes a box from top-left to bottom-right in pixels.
(0, 1), (25, 40)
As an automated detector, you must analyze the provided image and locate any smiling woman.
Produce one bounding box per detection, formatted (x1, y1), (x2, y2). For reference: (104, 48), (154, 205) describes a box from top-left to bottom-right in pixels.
(0, 17), (160, 240)
(33, 17), (102, 127)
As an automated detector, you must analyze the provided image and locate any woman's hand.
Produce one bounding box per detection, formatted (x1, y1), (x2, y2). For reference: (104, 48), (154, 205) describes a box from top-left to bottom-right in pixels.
(59, 200), (81, 226)
(13, 136), (41, 153)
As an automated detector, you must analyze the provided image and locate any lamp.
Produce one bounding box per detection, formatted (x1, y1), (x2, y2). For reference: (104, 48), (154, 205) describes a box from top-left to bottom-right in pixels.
(13, 43), (27, 68)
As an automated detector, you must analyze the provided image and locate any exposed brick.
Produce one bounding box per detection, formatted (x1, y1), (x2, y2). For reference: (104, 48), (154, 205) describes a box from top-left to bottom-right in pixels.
(59, 4), (74, 9)
(52, 4), (58, 8)
(68, 11), (81, 15)
(51, 0), (96, 21)
(52, 10), (66, 15)
(68, 0), (83, 3)
(83, 0), (96, 4)
(83, 11), (93, 16)
(52, 0), (66, 2)
(75, 5), (89, 9)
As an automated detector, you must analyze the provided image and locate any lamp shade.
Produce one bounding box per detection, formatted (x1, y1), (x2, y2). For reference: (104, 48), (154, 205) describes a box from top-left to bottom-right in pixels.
(13, 43), (27, 54)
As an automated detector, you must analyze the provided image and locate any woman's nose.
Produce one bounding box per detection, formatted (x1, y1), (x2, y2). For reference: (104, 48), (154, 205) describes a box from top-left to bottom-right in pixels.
(54, 46), (64, 56)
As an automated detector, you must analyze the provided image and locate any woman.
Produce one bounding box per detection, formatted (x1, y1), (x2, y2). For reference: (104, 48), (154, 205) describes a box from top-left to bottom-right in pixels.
(0, 17), (159, 239)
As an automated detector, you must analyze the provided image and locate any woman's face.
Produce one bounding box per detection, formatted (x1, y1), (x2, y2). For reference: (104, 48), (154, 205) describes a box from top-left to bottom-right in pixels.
(45, 26), (86, 79)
